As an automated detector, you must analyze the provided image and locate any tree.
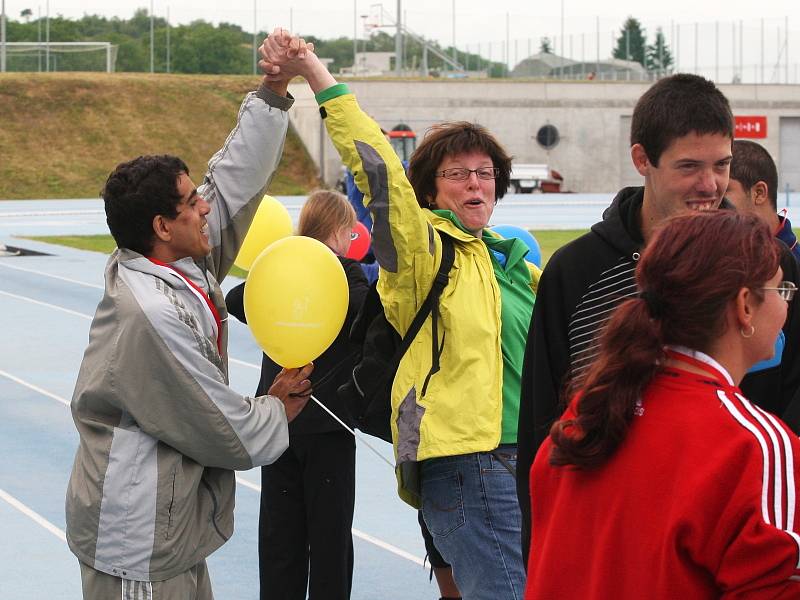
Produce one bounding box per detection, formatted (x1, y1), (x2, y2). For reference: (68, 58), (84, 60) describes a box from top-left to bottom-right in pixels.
(539, 37), (552, 54)
(646, 27), (673, 75)
(20, 8), (33, 22)
(613, 17), (646, 67)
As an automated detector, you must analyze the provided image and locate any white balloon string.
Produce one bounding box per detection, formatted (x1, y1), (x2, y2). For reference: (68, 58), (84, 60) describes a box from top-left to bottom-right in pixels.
(309, 394), (395, 469)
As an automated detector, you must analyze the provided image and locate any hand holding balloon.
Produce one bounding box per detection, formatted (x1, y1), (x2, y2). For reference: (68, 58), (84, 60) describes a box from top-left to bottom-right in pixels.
(267, 363), (314, 422)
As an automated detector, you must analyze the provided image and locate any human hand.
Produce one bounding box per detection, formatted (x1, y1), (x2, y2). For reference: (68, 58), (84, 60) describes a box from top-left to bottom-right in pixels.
(267, 363), (314, 422)
(258, 28), (315, 81)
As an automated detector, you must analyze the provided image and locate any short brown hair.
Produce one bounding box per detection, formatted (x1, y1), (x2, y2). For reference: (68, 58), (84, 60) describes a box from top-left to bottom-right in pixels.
(631, 74), (733, 167)
(297, 189), (356, 243)
(407, 121), (512, 208)
(730, 140), (779, 211)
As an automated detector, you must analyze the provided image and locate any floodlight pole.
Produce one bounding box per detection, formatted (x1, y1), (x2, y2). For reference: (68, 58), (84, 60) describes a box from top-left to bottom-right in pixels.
(252, 0), (257, 75)
(1, 0), (6, 73)
(395, 0), (401, 76)
(150, 0), (154, 73)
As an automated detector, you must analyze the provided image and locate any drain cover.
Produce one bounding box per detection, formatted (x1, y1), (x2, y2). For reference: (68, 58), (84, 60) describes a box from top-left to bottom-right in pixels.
(0, 244), (52, 257)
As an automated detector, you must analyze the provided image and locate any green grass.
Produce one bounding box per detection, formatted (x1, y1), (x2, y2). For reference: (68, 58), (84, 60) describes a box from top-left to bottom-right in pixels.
(23, 234), (248, 279)
(25, 229), (590, 272)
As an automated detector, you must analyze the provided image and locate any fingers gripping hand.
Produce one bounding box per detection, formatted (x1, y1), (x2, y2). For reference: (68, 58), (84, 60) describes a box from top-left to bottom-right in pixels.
(258, 29), (314, 80)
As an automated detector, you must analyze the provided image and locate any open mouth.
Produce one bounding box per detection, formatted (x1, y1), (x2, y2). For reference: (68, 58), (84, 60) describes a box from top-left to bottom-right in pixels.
(465, 199), (484, 208)
(201, 223), (209, 238)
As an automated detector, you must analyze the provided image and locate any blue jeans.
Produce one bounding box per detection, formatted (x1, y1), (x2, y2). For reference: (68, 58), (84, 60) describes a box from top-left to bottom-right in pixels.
(420, 446), (525, 600)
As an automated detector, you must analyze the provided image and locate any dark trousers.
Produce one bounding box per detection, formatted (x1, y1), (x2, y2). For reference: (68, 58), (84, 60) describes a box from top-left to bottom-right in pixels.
(259, 431), (356, 600)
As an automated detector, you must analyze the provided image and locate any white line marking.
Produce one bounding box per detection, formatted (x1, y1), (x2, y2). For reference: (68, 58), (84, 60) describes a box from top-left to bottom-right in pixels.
(0, 262), (104, 289)
(0, 209), (105, 217)
(229, 357), (260, 370)
(0, 290), (92, 319)
(3, 368), (420, 567)
(0, 487), (67, 542)
(0, 370), (71, 406)
(0, 289), (259, 369)
(235, 476), (424, 567)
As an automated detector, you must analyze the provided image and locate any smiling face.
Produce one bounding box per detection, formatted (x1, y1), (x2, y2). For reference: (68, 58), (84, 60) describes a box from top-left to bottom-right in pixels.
(432, 150), (496, 236)
(160, 172), (212, 261)
(635, 132), (733, 240)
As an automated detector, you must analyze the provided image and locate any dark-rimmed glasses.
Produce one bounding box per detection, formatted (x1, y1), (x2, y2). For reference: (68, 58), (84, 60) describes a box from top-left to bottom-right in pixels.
(435, 167), (500, 181)
(762, 281), (797, 301)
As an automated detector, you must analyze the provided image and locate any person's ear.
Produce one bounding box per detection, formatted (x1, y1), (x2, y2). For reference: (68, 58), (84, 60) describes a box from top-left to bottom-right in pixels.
(152, 214), (172, 243)
(735, 286), (755, 330)
(631, 144), (651, 177)
(750, 181), (770, 208)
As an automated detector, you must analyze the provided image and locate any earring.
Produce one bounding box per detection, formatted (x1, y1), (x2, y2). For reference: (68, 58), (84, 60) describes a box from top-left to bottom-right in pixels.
(740, 325), (755, 338)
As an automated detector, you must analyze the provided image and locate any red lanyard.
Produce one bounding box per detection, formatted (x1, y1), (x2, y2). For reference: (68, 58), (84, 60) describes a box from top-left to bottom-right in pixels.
(664, 348), (732, 387)
(147, 258), (222, 354)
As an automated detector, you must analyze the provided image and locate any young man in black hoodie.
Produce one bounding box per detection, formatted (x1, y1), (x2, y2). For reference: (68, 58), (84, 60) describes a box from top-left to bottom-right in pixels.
(516, 73), (800, 561)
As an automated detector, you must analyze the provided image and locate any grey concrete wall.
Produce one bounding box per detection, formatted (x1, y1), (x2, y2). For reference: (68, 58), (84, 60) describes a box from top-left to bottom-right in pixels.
(287, 79), (800, 193)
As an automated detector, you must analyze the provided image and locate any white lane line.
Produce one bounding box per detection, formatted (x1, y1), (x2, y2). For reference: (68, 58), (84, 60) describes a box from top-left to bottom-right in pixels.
(2, 368), (420, 567)
(0, 290), (93, 320)
(229, 357), (259, 370)
(0, 370), (71, 407)
(0, 209), (105, 217)
(0, 262), (104, 289)
(0, 288), (254, 368)
(235, 476), (425, 567)
(0, 487), (67, 542)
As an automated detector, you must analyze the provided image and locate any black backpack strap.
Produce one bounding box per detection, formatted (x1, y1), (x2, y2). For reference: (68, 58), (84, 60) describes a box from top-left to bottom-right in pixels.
(394, 234), (456, 395)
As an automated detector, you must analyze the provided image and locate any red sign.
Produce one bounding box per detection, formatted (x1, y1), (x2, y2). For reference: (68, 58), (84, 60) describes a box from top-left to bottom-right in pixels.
(735, 115), (768, 139)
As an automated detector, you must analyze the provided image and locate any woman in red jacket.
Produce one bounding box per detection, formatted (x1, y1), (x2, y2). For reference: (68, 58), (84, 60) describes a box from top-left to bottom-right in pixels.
(525, 210), (800, 599)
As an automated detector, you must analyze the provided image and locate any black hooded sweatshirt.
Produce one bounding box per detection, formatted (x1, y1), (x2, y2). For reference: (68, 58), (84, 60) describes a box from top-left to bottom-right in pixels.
(516, 186), (800, 562)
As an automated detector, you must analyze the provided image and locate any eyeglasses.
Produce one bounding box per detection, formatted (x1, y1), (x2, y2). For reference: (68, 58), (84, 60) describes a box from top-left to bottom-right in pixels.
(435, 167), (500, 181)
(762, 281), (797, 301)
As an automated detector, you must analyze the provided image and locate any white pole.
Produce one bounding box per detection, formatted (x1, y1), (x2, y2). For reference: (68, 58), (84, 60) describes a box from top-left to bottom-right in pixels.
(761, 18), (765, 84)
(715, 20), (719, 82)
(252, 0), (256, 75)
(451, 0), (455, 64)
(560, 0), (564, 78)
(150, 0), (154, 73)
(353, 0), (357, 76)
(786, 16), (789, 84)
(106, 43), (111, 73)
(1, 0), (6, 73)
(166, 6), (170, 73)
(37, 5), (41, 72)
(396, 0), (402, 75)
(45, 0), (49, 72)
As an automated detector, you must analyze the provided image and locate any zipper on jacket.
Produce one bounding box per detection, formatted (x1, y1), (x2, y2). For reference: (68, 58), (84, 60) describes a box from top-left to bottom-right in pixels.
(165, 470), (177, 540)
(200, 477), (229, 542)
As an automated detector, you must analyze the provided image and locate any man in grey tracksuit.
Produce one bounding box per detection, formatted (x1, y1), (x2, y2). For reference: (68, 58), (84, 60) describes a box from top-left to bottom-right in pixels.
(65, 67), (312, 599)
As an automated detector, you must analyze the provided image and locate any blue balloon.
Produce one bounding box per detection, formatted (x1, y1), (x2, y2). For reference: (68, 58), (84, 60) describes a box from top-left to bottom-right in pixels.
(490, 224), (542, 267)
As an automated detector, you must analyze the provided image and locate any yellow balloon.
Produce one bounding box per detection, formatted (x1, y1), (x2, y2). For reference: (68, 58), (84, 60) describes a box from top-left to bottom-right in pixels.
(244, 236), (349, 368)
(234, 195), (293, 271)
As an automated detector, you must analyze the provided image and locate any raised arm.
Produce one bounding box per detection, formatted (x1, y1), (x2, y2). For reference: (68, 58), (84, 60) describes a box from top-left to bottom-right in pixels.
(259, 33), (445, 332)
(200, 42), (295, 283)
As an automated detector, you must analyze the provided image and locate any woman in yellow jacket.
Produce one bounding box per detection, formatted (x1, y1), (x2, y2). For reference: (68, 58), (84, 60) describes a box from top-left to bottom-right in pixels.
(260, 32), (540, 599)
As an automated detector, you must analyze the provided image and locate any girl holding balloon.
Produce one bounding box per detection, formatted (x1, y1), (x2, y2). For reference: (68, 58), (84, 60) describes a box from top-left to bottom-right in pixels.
(226, 190), (368, 600)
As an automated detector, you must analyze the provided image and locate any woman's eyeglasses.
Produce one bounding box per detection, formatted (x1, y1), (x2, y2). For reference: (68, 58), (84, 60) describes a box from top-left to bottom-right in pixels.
(762, 281), (797, 301)
(435, 167), (500, 181)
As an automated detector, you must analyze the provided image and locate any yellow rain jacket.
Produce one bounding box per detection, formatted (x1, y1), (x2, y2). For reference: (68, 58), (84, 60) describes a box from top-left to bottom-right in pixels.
(318, 85), (540, 506)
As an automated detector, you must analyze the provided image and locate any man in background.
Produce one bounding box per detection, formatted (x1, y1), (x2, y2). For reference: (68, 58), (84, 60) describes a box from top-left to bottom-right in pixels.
(726, 139), (800, 262)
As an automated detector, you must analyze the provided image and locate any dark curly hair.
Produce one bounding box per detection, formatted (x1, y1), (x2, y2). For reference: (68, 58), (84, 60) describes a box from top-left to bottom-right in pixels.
(102, 155), (189, 255)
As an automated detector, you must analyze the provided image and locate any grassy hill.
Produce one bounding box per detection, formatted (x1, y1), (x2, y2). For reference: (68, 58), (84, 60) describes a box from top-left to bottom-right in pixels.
(0, 72), (320, 199)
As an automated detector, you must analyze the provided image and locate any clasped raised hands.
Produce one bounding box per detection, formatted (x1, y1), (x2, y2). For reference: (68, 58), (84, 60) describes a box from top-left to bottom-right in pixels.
(259, 28), (314, 81)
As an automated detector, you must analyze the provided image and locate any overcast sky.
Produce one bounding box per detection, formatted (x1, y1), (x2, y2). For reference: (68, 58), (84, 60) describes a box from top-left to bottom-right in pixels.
(4, 0), (800, 77)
